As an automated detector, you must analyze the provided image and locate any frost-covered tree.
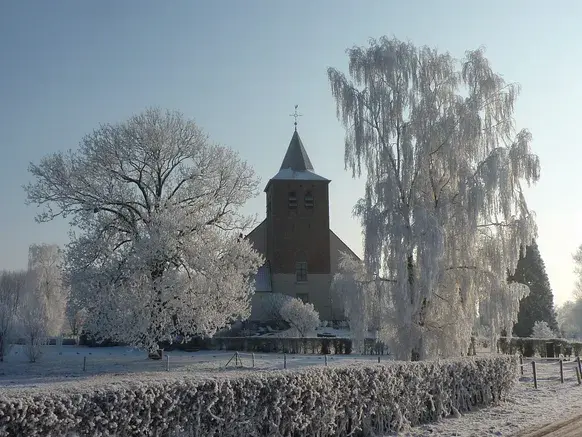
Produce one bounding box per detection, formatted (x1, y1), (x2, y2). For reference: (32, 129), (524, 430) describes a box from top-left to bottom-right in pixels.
(18, 244), (68, 362)
(254, 293), (293, 322)
(66, 298), (87, 340)
(25, 108), (262, 355)
(27, 244), (68, 336)
(573, 245), (582, 299)
(509, 241), (557, 337)
(530, 320), (555, 339)
(280, 298), (320, 337)
(332, 252), (389, 352)
(557, 300), (582, 339)
(328, 37), (539, 360)
(0, 271), (26, 361)
(20, 276), (49, 363)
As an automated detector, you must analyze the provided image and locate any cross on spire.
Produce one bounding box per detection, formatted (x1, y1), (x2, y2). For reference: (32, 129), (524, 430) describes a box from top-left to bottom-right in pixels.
(289, 104), (302, 131)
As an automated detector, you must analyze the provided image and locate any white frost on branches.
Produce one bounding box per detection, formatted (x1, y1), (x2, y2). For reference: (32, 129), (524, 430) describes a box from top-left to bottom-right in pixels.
(280, 298), (320, 337)
(531, 320), (555, 339)
(27, 244), (68, 336)
(0, 271), (26, 361)
(25, 108), (262, 353)
(332, 252), (390, 352)
(19, 244), (68, 362)
(254, 292), (293, 322)
(328, 37), (539, 360)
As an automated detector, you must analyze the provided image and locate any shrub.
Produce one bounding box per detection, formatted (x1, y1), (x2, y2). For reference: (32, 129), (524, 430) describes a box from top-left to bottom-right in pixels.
(0, 356), (517, 437)
(280, 298), (320, 337)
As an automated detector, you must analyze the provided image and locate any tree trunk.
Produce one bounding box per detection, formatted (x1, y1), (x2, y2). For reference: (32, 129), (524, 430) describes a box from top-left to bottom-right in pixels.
(411, 335), (423, 361)
(146, 262), (165, 360)
(407, 254), (424, 361)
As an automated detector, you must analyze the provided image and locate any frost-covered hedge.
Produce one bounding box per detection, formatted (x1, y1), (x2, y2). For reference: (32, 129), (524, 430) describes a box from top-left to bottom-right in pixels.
(164, 336), (388, 355)
(164, 336), (355, 355)
(494, 336), (582, 357)
(0, 356), (517, 437)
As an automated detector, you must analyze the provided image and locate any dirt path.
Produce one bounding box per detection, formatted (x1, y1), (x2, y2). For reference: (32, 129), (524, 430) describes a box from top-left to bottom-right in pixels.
(513, 413), (582, 437)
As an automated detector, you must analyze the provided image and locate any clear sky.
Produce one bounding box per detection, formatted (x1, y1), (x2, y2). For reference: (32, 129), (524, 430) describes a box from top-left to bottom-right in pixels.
(1, 0), (581, 305)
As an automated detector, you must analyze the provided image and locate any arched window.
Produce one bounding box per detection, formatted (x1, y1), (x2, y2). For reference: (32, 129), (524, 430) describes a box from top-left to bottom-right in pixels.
(304, 191), (314, 209)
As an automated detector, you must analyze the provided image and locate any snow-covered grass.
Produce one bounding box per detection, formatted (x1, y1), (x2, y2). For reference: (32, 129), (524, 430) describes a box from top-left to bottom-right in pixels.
(0, 344), (384, 388)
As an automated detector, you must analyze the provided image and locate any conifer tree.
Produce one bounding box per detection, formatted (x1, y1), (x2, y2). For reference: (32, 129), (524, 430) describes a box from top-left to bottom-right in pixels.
(509, 241), (558, 337)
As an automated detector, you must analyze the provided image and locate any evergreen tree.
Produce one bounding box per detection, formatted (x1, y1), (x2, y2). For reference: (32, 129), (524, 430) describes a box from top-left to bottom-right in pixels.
(509, 241), (558, 337)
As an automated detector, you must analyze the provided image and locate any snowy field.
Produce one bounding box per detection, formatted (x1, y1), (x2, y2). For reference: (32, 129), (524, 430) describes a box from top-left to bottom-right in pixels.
(2, 346), (582, 436)
(0, 344), (385, 388)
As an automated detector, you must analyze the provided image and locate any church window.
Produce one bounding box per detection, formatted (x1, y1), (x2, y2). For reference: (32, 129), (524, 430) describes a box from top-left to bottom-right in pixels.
(296, 261), (307, 282)
(288, 191), (297, 209)
(304, 191), (314, 209)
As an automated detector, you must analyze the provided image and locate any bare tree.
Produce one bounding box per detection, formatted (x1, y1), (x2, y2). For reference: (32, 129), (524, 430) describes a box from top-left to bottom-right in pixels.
(0, 271), (26, 361)
(25, 108), (262, 356)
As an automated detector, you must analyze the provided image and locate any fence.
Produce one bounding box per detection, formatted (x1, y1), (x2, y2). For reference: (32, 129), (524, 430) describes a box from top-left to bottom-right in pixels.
(518, 355), (582, 389)
(222, 351), (387, 370)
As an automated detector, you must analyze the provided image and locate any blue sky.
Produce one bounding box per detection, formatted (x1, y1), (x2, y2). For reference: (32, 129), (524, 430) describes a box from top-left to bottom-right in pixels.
(1, 1), (581, 305)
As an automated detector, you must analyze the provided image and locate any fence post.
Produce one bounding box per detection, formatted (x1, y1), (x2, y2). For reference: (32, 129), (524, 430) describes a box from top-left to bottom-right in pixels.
(377, 356), (381, 364)
(324, 354), (328, 366)
(559, 359), (564, 383)
(166, 354), (170, 372)
(283, 353), (287, 369)
(252, 353), (255, 368)
(577, 366), (581, 385)
(83, 356), (87, 372)
(532, 361), (538, 389)
(577, 356), (581, 378)
(519, 355), (524, 376)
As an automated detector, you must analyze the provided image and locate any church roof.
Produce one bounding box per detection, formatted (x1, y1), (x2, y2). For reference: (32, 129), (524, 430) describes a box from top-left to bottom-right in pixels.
(280, 130), (314, 171)
(265, 129), (329, 192)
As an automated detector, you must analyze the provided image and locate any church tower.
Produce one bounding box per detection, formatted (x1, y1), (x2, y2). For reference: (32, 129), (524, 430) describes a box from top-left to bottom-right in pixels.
(264, 128), (331, 285)
(245, 107), (359, 321)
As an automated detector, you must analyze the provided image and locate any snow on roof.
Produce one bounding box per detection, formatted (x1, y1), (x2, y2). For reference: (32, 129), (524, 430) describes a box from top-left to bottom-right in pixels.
(269, 168), (329, 182)
(264, 129), (329, 191)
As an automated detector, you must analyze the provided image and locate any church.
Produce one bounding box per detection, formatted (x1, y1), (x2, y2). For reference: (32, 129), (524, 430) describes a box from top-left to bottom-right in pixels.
(245, 125), (360, 322)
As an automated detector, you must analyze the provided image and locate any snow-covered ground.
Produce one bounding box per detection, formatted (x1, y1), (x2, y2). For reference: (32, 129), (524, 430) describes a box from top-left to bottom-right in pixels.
(393, 380), (582, 436)
(2, 345), (581, 437)
(391, 357), (582, 436)
(0, 344), (384, 388)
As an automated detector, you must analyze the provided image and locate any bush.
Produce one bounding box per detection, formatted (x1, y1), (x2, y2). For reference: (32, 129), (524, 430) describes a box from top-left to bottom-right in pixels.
(480, 336), (582, 358)
(164, 336), (386, 355)
(280, 298), (320, 337)
(0, 356), (517, 437)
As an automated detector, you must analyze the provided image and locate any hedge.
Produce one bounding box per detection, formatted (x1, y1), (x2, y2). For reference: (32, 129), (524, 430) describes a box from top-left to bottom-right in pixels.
(162, 336), (371, 355)
(493, 336), (582, 358)
(0, 355), (517, 437)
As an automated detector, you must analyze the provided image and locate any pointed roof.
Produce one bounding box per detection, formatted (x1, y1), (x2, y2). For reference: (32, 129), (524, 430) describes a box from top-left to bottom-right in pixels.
(264, 130), (329, 192)
(280, 130), (314, 171)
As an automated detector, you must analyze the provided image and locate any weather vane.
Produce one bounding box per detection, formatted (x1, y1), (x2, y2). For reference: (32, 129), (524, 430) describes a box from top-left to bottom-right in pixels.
(289, 104), (302, 131)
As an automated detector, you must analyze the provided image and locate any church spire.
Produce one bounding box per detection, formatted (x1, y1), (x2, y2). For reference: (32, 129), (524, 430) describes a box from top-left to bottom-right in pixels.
(264, 107), (329, 192)
(280, 130), (314, 172)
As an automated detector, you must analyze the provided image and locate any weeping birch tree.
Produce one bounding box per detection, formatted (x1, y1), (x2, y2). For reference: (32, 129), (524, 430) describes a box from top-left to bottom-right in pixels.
(328, 37), (539, 360)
